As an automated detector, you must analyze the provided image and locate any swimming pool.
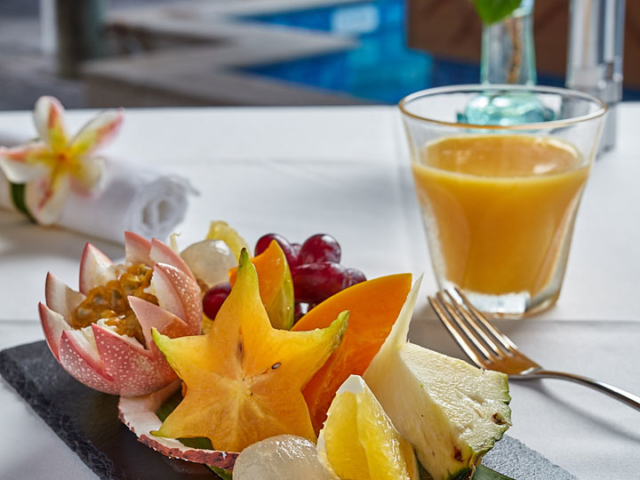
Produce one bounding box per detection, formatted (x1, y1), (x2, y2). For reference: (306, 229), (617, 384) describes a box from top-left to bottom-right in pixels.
(241, 0), (640, 104)
(242, 0), (446, 103)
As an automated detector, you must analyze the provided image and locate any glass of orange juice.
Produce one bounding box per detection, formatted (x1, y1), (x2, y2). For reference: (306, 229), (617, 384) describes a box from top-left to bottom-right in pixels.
(400, 85), (607, 318)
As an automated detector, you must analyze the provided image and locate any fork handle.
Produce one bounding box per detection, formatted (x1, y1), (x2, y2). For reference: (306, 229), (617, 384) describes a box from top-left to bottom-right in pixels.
(513, 370), (640, 411)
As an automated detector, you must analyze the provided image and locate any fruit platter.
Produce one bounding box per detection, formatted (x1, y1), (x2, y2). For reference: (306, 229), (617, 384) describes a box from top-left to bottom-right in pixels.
(0, 222), (574, 480)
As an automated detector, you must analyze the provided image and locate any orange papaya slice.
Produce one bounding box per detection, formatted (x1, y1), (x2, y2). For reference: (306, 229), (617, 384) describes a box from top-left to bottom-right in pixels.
(292, 273), (412, 433)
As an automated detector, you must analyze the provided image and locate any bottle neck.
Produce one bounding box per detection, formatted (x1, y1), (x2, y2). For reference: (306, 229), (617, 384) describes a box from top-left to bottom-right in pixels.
(480, 0), (537, 85)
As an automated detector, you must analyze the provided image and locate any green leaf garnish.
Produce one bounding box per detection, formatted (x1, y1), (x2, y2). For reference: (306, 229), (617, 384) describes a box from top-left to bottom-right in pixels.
(156, 389), (183, 422)
(208, 465), (233, 480)
(10, 182), (36, 223)
(470, 0), (523, 24)
(418, 463), (513, 480)
(475, 465), (515, 480)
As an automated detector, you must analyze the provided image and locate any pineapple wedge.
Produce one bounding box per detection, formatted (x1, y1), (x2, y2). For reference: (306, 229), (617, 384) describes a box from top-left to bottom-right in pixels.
(364, 280), (511, 480)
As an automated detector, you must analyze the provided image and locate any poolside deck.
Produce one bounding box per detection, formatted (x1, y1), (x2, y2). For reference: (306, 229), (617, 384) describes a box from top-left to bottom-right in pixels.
(85, 0), (372, 107)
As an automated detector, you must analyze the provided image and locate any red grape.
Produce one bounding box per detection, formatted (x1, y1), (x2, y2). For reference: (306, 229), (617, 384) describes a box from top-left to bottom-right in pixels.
(299, 234), (341, 265)
(346, 268), (367, 287)
(202, 283), (231, 320)
(255, 233), (299, 267)
(292, 263), (349, 304)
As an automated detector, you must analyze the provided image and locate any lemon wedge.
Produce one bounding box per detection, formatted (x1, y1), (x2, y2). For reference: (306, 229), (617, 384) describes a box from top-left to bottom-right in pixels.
(206, 220), (249, 261)
(317, 375), (418, 480)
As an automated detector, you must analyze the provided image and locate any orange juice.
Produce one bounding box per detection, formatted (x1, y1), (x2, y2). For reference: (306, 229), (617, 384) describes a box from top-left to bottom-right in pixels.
(412, 135), (590, 298)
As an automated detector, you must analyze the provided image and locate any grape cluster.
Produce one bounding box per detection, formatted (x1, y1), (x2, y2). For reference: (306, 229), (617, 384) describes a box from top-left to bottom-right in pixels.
(256, 233), (366, 320)
(202, 233), (366, 322)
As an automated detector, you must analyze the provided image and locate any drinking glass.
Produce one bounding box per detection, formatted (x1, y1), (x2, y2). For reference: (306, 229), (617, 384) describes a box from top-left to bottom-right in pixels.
(400, 85), (607, 318)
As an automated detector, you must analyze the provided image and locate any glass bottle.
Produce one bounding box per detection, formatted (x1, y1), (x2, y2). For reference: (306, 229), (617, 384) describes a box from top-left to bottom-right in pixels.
(461, 0), (553, 126)
(481, 0), (536, 85)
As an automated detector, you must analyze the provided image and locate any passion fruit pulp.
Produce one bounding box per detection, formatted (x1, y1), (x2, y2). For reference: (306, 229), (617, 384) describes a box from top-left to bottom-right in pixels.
(70, 263), (158, 344)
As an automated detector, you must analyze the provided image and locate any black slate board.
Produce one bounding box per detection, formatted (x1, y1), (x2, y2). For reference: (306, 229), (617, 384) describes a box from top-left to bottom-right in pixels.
(0, 341), (577, 480)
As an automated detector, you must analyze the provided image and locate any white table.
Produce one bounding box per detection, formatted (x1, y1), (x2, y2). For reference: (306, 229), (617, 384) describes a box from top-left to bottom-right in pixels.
(0, 106), (639, 480)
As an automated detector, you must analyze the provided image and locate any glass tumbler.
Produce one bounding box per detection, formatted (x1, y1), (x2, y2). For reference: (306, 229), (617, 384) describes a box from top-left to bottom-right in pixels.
(400, 85), (607, 318)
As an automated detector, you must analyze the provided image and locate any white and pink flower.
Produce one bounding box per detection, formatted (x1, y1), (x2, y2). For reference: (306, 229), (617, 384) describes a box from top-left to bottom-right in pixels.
(0, 96), (123, 225)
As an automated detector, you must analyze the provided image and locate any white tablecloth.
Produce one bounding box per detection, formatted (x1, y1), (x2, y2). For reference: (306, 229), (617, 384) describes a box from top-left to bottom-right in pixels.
(0, 106), (638, 480)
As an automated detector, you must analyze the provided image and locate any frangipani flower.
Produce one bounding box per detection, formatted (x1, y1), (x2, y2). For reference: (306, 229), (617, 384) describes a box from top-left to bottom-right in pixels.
(0, 96), (123, 225)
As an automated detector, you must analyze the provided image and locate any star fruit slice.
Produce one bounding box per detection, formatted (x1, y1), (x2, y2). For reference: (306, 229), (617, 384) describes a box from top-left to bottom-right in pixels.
(317, 375), (419, 480)
(151, 249), (348, 453)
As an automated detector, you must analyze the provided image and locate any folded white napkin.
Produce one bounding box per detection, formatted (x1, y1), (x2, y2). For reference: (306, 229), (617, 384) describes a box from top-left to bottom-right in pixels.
(0, 159), (196, 244)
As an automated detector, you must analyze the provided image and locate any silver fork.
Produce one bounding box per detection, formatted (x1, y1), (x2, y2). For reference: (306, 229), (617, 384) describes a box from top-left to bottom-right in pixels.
(428, 287), (640, 411)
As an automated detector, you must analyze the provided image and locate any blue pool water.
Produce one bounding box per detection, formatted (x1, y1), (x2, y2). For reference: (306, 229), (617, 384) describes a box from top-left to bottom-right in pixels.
(241, 0), (446, 103)
(240, 0), (639, 104)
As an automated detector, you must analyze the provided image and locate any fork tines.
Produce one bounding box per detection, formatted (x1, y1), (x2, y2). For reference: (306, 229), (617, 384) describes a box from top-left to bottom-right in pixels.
(428, 287), (520, 369)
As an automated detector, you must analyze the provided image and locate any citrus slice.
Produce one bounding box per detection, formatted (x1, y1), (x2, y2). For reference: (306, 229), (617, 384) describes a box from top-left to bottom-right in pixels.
(229, 241), (295, 330)
(206, 220), (249, 261)
(317, 375), (418, 480)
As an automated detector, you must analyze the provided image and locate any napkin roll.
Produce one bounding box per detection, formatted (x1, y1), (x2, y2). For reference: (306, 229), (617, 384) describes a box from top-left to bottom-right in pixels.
(0, 158), (196, 244)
